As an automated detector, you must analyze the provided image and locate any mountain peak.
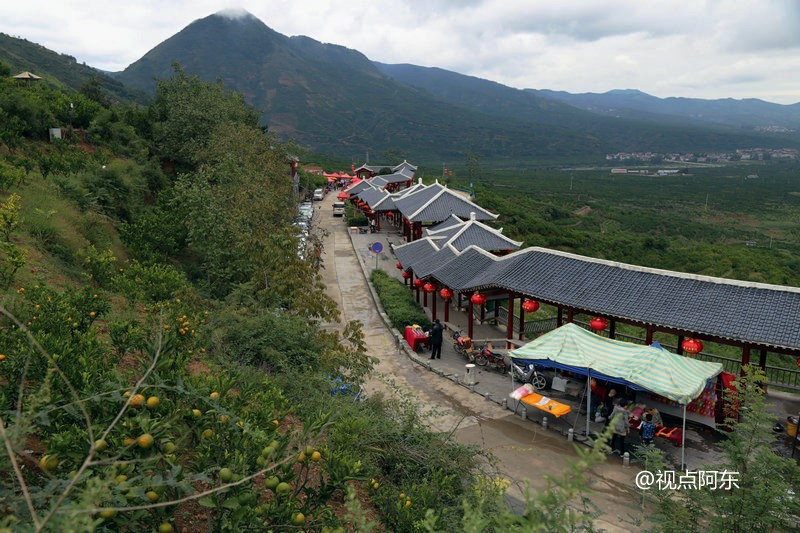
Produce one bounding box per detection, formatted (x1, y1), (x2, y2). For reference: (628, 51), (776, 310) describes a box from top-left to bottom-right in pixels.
(213, 8), (255, 21)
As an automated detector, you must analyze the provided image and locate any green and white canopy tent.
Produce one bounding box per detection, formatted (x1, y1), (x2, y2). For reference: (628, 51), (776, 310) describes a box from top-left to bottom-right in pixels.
(509, 323), (723, 467)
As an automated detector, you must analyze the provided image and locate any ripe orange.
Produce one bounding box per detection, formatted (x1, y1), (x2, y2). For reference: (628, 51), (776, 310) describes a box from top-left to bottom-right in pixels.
(123, 437), (136, 447)
(210, 391), (220, 400)
(291, 512), (305, 526)
(99, 508), (116, 519)
(311, 451), (322, 462)
(219, 415), (230, 423)
(145, 491), (159, 502)
(192, 409), (202, 418)
(38, 454), (58, 472)
(146, 396), (160, 409)
(130, 394), (146, 408)
(123, 391), (132, 398)
(405, 499), (412, 508)
(89, 311), (96, 317)
(137, 434), (154, 449)
(201, 429), (214, 439)
(0, 354), (6, 361)
(94, 439), (108, 452)
(297, 452), (307, 463)
(158, 523), (174, 533)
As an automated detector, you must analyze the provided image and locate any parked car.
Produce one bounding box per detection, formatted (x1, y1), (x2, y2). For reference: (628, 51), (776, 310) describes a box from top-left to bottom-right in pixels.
(332, 201), (345, 217)
(313, 188), (324, 201)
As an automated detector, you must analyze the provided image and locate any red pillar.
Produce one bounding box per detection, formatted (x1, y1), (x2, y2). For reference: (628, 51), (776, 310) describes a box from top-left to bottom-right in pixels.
(423, 288), (428, 307)
(376, 215), (381, 231)
(741, 345), (751, 377)
(468, 298), (474, 339)
(432, 291), (437, 322)
(518, 305), (526, 341)
(506, 292), (514, 349)
(444, 297), (450, 323)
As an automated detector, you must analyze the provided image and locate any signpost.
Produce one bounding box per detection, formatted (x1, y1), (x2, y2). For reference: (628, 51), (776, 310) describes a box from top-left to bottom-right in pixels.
(371, 242), (383, 269)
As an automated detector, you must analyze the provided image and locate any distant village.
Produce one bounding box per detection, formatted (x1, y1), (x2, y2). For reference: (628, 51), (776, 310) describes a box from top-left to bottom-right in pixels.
(606, 147), (799, 164)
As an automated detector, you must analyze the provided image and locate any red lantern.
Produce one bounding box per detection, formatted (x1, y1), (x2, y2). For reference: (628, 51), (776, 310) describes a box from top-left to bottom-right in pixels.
(423, 282), (436, 293)
(470, 293), (486, 306)
(589, 317), (609, 332)
(402, 271), (411, 279)
(413, 278), (424, 288)
(522, 300), (539, 313)
(396, 262), (403, 270)
(439, 288), (453, 300)
(682, 338), (703, 354)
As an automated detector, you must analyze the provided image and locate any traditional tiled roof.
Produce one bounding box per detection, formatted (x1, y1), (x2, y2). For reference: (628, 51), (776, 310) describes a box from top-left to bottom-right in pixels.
(394, 182), (498, 223)
(346, 180), (375, 196)
(393, 238), (444, 270)
(427, 247), (499, 291)
(354, 163), (387, 173)
(393, 160), (418, 173)
(358, 188), (389, 209)
(447, 220), (522, 252)
(410, 246), (458, 278)
(426, 214), (464, 233)
(433, 247), (800, 351)
(371, 172), (412, 188)
(372, 195), (397, 211)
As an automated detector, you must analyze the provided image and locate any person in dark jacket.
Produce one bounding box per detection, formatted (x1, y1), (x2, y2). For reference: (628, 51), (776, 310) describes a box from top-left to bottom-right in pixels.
(429, 319), (443, 359)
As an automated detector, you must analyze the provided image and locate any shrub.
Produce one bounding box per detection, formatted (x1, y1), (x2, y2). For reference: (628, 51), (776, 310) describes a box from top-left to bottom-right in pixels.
(370, 269), (430, 331)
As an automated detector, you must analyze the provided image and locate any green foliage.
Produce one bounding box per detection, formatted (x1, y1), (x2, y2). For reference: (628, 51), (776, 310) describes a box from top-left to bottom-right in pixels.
(370, 269), (431, 331)
(112, 260), (188, 304)
(150, 65), (259, 168)
(647, 366), (800, 532)
(84, 160), (146, 221)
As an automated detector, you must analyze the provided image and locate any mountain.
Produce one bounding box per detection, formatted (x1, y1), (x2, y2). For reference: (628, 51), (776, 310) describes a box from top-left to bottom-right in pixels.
(116, 11), (600, 161)
(116, 10), (796, 161)
(0, 32), (146, 104)
(528, 88), (800, 132)
(375, 62), (797, 154)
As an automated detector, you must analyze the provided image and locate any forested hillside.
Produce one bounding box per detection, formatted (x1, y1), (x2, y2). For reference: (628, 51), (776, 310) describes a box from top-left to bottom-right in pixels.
(0, 62), (531, 531)
(0, 33), (146, 105)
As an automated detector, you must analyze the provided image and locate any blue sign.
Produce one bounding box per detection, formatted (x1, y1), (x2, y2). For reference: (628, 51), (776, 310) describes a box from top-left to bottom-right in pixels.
(371, 242), (383, 254)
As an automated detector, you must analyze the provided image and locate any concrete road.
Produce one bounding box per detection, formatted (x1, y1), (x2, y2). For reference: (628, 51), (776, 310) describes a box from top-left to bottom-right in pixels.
(313, 193), (647, 531)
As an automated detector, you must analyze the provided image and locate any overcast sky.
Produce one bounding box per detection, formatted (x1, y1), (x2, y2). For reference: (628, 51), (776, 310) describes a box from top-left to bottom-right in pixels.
(2, 0), (799, 104)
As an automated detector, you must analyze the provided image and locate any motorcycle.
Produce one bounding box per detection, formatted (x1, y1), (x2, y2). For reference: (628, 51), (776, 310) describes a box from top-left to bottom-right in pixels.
(511, 360), (548, 391)
(473, 343), (508, 373)
(452, 330), (475, 360)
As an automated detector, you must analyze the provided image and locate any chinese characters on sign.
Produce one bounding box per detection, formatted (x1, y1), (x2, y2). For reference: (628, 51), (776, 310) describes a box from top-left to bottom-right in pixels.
(635, 470), (740, 491)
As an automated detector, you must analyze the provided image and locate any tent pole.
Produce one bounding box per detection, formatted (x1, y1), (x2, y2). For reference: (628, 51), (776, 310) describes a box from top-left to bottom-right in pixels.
(585, 370), (591, 438)
(681, 404), (687, 470)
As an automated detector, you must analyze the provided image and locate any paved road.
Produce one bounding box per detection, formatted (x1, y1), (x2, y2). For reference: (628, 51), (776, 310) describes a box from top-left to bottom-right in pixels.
(313, 194), (647, 531)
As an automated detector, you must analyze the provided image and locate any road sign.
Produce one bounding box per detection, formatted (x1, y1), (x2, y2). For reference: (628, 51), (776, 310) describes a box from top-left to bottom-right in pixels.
(371, 242), (383, 254)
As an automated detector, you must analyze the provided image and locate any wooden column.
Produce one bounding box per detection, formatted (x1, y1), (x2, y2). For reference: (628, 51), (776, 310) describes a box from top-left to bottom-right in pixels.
(557, 307), (563, 327)
(431, 291), (437, 322)
(494, 301), (499, 321)
(567, 308), (574, 323)
(468, 298), (474, 339)
(444, 296), (450, 323)
(759, 349), (768, 391)
(506, 292), (515, 349)
(518, 305), (526, 341)
(457, 292), (462, 311)
(415, 277), (420, 303)
(741, 345), (751, 377)
(423, 287), (428, 307)
(645, 326), (653, 345)
(609, 319), (616, 339)
(480, 302), (485, 323)
(376, 215), (381, 231)
(676, 335), (684, 355)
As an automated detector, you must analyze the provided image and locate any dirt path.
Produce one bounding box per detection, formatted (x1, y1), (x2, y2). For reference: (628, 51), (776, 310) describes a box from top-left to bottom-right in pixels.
(314, 195), (647, 531)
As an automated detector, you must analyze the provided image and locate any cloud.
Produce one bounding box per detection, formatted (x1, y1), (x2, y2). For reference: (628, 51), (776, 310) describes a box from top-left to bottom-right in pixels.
(0, 0), (798, 103)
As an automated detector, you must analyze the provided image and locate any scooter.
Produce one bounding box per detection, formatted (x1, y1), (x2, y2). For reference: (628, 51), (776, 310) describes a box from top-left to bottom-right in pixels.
(511, 361), (548, 391)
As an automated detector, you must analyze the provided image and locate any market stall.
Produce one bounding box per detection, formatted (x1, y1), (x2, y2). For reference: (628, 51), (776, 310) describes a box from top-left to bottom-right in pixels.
(509, 323), (723, 467)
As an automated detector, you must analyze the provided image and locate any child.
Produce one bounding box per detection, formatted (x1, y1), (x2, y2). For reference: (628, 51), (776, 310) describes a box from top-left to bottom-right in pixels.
(640, 413), (656, 446)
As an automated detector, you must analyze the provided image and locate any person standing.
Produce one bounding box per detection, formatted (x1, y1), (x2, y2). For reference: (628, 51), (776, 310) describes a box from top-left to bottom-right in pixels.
(610, 398), (630, 456)
(429, 319), (443, 360)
